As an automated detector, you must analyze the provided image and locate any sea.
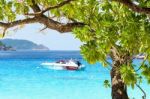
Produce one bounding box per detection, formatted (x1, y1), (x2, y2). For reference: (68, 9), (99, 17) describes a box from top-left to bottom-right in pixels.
(0, 51), (149, 99)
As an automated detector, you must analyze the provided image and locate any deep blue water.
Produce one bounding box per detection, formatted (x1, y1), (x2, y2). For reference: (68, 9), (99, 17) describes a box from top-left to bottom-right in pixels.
(0, 51), (149, 99)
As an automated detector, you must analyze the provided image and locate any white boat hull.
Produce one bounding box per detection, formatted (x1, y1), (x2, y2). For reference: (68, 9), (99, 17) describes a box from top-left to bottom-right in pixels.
(41, 62), (85, 70)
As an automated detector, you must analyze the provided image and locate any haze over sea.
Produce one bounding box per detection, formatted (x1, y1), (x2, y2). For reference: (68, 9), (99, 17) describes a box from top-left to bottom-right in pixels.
(0, 51), (149, 99)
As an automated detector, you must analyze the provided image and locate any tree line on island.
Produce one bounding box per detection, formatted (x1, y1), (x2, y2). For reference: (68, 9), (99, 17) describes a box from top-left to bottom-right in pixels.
(0, 0), (150, 99)
(0, 41), (14, 51)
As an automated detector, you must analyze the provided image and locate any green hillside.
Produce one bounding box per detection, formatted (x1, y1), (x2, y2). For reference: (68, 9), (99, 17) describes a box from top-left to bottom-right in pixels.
(0, 39), (49, 51)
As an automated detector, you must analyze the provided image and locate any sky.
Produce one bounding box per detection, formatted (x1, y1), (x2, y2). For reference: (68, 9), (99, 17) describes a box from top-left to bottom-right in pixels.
(4, 23), (82, 50)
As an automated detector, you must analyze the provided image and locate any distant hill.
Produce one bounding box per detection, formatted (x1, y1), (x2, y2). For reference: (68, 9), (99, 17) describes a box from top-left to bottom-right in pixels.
(0, 39), (49, 51)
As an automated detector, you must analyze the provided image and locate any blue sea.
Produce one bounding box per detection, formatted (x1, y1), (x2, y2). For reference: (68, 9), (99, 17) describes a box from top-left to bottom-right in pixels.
(0, 51), (149, 99)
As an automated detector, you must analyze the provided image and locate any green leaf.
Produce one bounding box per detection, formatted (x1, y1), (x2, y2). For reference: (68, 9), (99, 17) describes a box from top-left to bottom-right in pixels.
(120, 65), (137, 88)
(141, 64), (150, 84)
(103, 80), (111, 88)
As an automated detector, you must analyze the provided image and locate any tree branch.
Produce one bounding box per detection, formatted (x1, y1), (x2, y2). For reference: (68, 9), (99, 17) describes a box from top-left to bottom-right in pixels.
(0, 15), (85, 33)
(0, 17), (39, 28)
(39, 26), (48, 32)
(38, 15), (85, 33)
(2, 28), (7, 37)
(41, 0), (74, 14)
(113, 0), (150, 14)
(30, 0), (41, 13)
(26, 0), (74, 16)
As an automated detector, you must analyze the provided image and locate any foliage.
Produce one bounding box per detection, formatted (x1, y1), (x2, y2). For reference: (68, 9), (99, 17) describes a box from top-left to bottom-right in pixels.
(103, 80), (111, 88)
(71, 0), (150, 89)
(73, 1), (150, 61)
(120, 64), (137, 88)
(141, 64), (150, 84)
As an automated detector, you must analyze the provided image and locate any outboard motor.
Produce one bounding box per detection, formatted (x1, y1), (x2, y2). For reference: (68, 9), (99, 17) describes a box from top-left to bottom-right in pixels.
(76, 61), (81, 67)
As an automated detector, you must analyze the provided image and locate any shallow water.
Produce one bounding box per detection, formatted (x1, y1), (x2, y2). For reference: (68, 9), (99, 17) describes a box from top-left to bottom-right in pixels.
(0, 51), (149, 99)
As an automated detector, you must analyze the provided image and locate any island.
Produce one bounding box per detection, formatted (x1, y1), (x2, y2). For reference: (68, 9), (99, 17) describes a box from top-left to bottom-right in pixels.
(0, 39), (49, 51)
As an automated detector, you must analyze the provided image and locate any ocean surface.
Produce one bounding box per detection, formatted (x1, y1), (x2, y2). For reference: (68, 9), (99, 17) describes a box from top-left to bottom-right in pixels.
(0, 51), (149, 99)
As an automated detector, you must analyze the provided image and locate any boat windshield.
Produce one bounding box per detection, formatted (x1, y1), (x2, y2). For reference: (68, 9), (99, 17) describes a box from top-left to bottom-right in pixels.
(56, 60), (66, 64)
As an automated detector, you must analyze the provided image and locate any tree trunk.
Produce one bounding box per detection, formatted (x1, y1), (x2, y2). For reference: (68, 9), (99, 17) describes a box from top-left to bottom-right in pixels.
(111, 64), (129, 99)
(110, 47), (130, 99)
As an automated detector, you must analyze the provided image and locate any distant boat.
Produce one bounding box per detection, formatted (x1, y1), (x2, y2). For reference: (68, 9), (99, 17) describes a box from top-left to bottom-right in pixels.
(41, 59), (85, 70)
(136, 55), (145, 59)
(134, 54), (145, 59)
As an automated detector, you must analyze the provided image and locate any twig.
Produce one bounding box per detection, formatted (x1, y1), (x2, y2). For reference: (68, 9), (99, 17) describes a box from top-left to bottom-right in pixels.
(136, 83), (146, 99)
(2, 28), (7, 37)
(25, 0), (75, 16)
(41, 0), (75, 14)
(39, 26), (47, 32)
(113, 0), (150, 15)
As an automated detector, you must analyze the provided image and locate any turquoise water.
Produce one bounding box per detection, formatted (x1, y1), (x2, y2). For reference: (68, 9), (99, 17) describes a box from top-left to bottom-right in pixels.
(0, 51), (149, 99)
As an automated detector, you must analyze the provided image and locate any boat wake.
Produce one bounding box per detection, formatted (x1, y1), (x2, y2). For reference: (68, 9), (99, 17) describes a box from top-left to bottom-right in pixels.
(47, 76), (102, 81)
(43, 65), (64, 70)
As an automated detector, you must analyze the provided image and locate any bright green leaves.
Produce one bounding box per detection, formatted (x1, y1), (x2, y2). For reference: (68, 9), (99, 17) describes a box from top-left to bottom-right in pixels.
(14, 1), (30, 14)
(137, 76), (143, 84)
(120, 65), (137, 88)
(51, 0), (100, 24)
(0, 8), (4, 20)
(80, 41), (100, 64)
(79, 40), (109, 66)
(0, 0), (15, 21)
(119, 62), (148, 89)
(5, 2), (16, 21)
(48, 0), (64, 18)
(103, 80), (111, 88)
(135, 0), (150, 7)
(74, 25), (111, 65)
(0, 0), (32, 21)
(15, 3), (29, 14)
(72, 1), (118, 66)
(100, 0), (112, 12)
(0, 0), (6, 5)
(141, 64), (150, 84)
(38, 0), (58, 7)
(73, 26), (95, 42)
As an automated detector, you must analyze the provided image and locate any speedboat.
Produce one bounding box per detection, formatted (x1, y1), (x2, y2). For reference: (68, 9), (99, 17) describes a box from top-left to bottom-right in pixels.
(41, 59), (85, 70)
(133, 54), (145, 59)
